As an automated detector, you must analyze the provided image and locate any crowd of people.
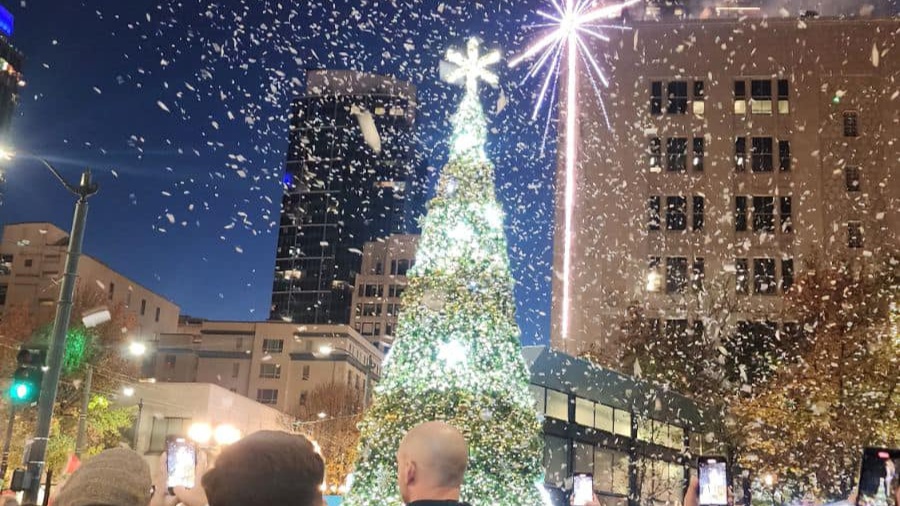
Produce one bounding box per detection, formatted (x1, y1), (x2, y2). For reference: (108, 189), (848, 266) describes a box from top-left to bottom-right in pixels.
(2, 420), (896, 506)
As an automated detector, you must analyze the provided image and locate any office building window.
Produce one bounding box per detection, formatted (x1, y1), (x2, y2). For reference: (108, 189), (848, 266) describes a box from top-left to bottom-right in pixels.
(735, 196), (748, 232)
(165, 355), (176, 369)
(752, 196), (776, 232)
(845, 166), (861, 192)
(302, 365), (310, 381)
(666, 81), (688, 114)
(751, 137), (774, 172)
(782, 259), (794, 292)
(780, 197), (793, 233)
(692, 196), (705, 231)
(735, 259), (749, 294)
(650, 81), (663, 115)
(777, 79), (790, 114)
(529, 385), (546, 413)
(256, 389), (278, 405)
(235, 337), (243, 350)
(665, 196), (687, 231)
(779, 140), (791, 171)
(140, 299), (146, 316)
(0, 284), (7, 306)
(666, 137), (687, 172)
(232, 362), (240, 378)
(647, 256), (662, 293)
(575, 398), (594, 427)
(362, 284), (384, 297)
(155, 307), (161, 322)
(843, 111), (859, 137)
(299, 392), (308, 406)
(390, 259), (411, 276)
(262, 339), (284, 354)
(388, 284), (406, 298)
(735, 137), (747, 171)
(754, 258), (777, 295)
(666, 257), (688, 294)
(614, 410), (632, 437)
(149, 417), (191, 452)
(692, 258), (705, 292)
(649, 137), (661, 169)
(734, 80), (747, 114)
(0, 255), (11, 275)
(374, 260), (384, 275)
(108, 282), (115, 301)
(692, 137), (704, 171)
(362, 303), (381, 317)
(648, 196), (661, 231)
(259, 363), (281, 379)
(848, 222), (863, 249)
(750, 79), (773, 114)
(692, 80), (705, 116)
(21, 258), (31, 268)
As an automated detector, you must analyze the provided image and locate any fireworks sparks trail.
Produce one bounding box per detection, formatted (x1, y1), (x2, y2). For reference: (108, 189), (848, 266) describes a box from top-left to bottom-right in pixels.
(510, 0), (638, 344)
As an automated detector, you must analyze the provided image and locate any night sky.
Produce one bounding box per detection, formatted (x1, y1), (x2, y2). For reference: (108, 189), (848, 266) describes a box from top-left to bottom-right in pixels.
(0, 0), (558, 345)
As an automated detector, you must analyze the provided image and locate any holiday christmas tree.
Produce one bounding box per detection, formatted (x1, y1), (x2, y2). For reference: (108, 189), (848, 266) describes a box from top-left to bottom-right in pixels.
(342, 38), (545, 506)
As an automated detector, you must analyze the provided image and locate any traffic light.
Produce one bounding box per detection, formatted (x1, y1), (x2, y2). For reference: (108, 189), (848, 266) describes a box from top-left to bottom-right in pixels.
(10, 347), (46, 405)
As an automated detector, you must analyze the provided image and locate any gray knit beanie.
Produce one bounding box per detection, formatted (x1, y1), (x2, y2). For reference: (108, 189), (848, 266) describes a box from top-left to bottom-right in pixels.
(54, 448), (152, 506)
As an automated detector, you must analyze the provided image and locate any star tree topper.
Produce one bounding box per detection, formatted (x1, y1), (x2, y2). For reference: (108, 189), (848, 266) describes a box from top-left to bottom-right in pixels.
(445, 38), (501, 93)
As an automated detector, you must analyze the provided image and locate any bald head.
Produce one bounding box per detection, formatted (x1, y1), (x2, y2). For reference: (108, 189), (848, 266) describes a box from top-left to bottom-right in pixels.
(396, 421), (469, 502)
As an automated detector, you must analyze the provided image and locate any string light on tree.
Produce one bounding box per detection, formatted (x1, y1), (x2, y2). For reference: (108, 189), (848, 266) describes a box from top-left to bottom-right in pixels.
(343, 38), (545, 506)
(510, 0), (637, 344)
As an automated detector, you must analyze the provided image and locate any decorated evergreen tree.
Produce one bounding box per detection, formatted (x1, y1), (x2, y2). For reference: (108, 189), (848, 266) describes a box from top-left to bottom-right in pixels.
(343, 38), (544, 506)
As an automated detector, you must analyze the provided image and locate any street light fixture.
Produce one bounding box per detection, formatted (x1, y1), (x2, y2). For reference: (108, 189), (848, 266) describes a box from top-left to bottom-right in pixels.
(128, 342), (147, 357)
(122, 386), (135, 397)
(2, 149), (100, 504)
(302, 337), (376, 408)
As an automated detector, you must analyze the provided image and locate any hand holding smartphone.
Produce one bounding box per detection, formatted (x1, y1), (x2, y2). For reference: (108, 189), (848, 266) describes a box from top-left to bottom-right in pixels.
(857, 448), (899, 506)
(165, 436), (198, 494)
(698, 456), (729, 506)
(573, 473), (594, 506)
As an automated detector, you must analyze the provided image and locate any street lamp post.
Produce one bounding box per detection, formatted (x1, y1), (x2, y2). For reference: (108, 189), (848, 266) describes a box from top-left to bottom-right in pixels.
(16, 160), (98, 504)
(74, 339), (146, 458)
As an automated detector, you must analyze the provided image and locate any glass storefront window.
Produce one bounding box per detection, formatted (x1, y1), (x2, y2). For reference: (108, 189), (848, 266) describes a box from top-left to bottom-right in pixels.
(544, 435), (570, 487)
(574, 441), (594, 474)
(595, 404), (614, 432)
(614, 410), (632, 437)
(529, 385), (546, 413)
(575, 398), (594, 427)
(547, 389), (569, 421)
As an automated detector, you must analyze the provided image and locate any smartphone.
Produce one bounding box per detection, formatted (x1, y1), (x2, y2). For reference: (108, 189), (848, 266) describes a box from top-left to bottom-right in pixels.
(698, 456), (729, 506)
(166, 436), (197, 493)
(857, 448), (900, 506)
(573, 473), (593, 506)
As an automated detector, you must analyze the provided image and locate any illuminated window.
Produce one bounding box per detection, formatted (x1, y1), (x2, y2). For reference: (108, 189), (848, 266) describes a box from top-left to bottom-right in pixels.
(751, 79), (773, 114)
(575, 398), (594, 426)
(777, 79), (790, 114)
(613, 410), (631, 437)
(692, 137), (704, 171)
(734, 81), (747, 114)
(546, 390), (569, 421)
(692, 81), (705, 116)
(735, 258), (749, 294)
(595, 404), (614, 432)
(256, 389), (278, 405)
(734, 137), (747, 171)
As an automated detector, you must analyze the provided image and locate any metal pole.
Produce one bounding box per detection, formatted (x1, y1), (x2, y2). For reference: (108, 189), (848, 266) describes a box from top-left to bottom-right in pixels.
(0, 405), (15, 488)
(131, 398), (143, 450)
(74, 365), (92, 458)
(23, 169), (96, 504)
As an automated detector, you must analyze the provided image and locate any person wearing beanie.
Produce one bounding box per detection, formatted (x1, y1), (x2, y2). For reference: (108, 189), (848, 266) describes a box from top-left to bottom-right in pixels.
(54, 448), (153, 506)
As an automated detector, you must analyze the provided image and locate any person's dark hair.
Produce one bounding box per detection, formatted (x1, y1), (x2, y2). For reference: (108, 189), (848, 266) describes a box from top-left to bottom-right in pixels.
(201, 430), (325, 506)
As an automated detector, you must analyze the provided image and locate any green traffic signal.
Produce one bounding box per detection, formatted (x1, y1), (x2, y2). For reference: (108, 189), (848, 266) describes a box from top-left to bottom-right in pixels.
(11, 382), (30, 401)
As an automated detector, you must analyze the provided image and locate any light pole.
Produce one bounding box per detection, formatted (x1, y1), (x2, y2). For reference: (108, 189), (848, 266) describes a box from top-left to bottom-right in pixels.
(74, 339), (146, 457)
(3, 151), (100, 504)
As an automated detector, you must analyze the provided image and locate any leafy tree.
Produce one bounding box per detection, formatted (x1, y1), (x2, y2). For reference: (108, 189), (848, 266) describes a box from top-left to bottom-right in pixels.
(295, 382), (363, 493)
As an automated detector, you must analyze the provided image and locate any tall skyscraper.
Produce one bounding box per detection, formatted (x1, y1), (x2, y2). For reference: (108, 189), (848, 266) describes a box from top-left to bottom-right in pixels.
(551, 17), (899, 364)
(0, 4), (20, 136)
(271, 71), (418, 324)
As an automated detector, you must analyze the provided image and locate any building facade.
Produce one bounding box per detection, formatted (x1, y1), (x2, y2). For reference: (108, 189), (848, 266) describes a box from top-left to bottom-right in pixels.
(348, 233), (418, 351)
(151, 319), (383, 417)
(124, 382), (287, 461)
(271, 70), (419, 325)
(0, 222), (179, 338)
(551, 17), (900, 363)
(525, 347), (724, 506)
